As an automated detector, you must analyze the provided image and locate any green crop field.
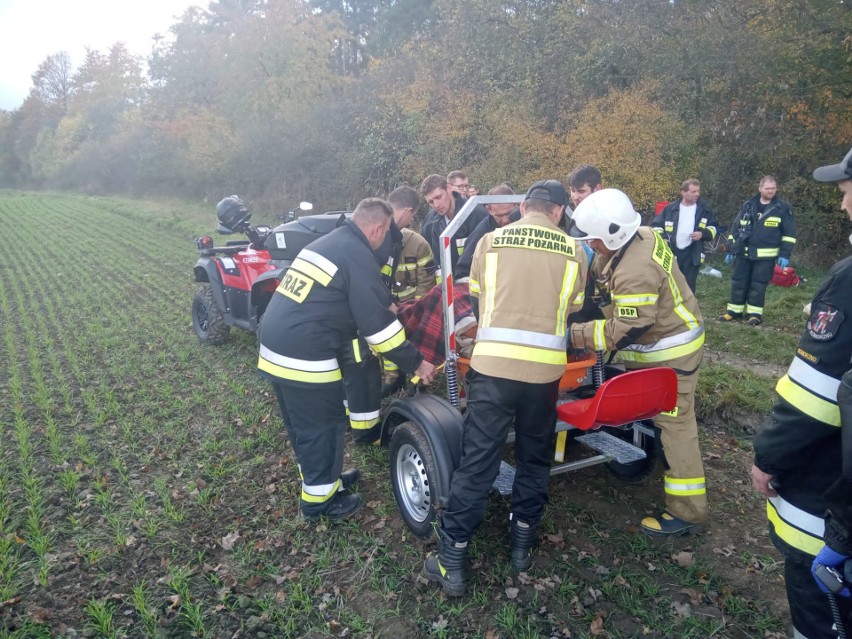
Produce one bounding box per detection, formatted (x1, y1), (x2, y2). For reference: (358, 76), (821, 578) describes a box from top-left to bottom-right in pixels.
(0, 191), (820, 638)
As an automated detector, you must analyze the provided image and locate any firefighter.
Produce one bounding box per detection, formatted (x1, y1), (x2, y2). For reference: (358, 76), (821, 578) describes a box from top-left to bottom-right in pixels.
(570, 188), (708, 537)
(751, 146), (852, 638)
(424, 180), (588, 596)
(258, 198), (437, 520)
(376, 186), (438, 396)
(719, 176), (797, 326)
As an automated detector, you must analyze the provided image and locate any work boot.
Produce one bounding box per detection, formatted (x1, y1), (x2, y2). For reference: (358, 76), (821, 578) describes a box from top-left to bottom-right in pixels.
(302, 489), (363, 522)
(340, 469), (360, 490)
(509, 518), (538, 572)
(717, 312), (741, 322)
(424, 532), (468, 597)
(746, 315), (762, 326)
(640, 511), (698, 538)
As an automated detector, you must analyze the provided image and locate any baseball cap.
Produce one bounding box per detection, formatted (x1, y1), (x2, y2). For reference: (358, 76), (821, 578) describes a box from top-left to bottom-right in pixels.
(813, 146), (852, 183)
(525, 180), (569, 207)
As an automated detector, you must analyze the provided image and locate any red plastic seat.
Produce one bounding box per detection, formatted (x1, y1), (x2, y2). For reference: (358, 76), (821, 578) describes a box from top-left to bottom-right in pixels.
(556, 368), (678, 431)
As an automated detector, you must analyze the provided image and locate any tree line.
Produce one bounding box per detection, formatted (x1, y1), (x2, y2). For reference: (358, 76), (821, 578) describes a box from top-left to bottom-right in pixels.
(0, 0), (849, 262)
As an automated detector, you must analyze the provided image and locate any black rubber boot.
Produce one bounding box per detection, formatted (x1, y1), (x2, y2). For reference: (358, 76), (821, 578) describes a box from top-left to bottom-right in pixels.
(340, 469), (360, 490)
(509, 518), (538, 572)
(424, 532), (468, 596)
(302, 490), (363, 522)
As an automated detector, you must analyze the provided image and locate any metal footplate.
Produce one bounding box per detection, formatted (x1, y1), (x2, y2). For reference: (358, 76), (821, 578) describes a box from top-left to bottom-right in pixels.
(575, 431), (647, 464)
(492, 460), (516, 496)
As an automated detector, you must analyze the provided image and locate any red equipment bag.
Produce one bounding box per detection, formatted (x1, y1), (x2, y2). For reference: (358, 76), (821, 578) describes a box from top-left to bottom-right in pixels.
(770, 265), (800, 287)
(654, 201), (669, 216)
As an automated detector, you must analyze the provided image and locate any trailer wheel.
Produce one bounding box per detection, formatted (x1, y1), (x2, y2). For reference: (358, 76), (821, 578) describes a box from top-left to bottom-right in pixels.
(604, 421), (660, 483)
(192, 284), (230, 345)
(390, 421), (440, 538)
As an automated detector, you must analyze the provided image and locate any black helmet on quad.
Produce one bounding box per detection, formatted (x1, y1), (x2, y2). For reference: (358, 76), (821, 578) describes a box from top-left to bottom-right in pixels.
(216, 195), (252, 231)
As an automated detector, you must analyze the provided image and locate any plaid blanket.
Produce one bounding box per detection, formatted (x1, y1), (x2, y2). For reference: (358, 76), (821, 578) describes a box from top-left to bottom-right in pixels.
(398, 282), (473, 365)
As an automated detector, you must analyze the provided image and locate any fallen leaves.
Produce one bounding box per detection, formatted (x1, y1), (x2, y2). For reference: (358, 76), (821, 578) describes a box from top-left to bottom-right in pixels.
(220, 531), (240, 550)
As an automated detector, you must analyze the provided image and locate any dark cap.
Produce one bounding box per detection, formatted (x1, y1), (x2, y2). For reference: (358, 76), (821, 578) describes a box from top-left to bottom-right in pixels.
(525, 180), (569, 207)
(813, 146), (852, 183)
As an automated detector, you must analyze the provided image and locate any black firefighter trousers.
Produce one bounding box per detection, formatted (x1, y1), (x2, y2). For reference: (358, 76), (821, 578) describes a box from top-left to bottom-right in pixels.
(441, 369), (559, 544)
(772, 532), (852, 639)
(728, 257), (774, 318)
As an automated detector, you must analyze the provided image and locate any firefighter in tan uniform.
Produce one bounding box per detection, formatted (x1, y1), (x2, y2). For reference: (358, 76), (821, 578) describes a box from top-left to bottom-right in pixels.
(380, 186), (438, 394)
(570, 188), (708, 537)
(424, 180), (588, 596)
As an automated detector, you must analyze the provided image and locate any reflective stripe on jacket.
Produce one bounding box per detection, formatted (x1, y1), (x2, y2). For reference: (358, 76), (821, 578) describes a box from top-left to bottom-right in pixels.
(570, 227), (704, 374)
(258, 220), (423, 385)
(650, 198), (719, 267)
(393, 228), (436, 301)
(753, 256), (852, 537)
(469, 211), (588, 384)
(729, 194), (796, 261)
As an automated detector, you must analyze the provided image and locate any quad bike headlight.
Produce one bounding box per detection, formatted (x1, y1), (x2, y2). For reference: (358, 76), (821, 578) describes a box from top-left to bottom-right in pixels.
(195, 235), (214, 251)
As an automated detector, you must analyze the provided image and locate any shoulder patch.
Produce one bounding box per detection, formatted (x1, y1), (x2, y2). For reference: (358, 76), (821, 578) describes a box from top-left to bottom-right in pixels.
(806, 303), (844, 341)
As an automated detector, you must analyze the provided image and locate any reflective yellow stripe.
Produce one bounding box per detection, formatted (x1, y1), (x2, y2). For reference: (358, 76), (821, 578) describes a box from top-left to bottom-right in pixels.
(352, 338), (362, 363)
(727, 303), (744, 313)
(396, 263), (416, 272)
(705, 226), (717, 239)
(556, 261), (579, 337)
(756, 247), (779, 258)
(395, 286), (416, 300)
(258, 347), (342, 383)
(469, 277), (480, 294)
(290, 258), (333, 287)
(554, 430), (567, 463)
(366, 320), (406, 353)
(381, 264), (393, 276)
(776, 374), (841, 426)
(482, 253), (498, 328)
(593, 320), (607, 351)
(349, 410), (381, 430)
(666, 271), (700, 329)
(782, 236), (796, 244)
(383, 358), (399, 372)
(652, 227), (664, 234)
(745, 304), (763, 315)
(766, 498), (824, 556)
(612, 293), (658, 306)
(620, 331), (704, 363)
(473, 341), (566, 366)
(664, 475), (706, 496)
(302, 479), (341, 503)
(417, 255), (432, 266)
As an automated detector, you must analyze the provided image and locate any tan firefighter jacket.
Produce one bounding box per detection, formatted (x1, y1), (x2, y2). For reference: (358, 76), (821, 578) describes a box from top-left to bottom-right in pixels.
(570, 227), (704, 374)
(469, 211), (588, 384)
(394, 228), (437, 302)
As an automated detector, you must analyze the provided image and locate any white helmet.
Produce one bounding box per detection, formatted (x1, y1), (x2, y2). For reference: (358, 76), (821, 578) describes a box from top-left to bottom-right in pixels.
(571, 188), (641, 250)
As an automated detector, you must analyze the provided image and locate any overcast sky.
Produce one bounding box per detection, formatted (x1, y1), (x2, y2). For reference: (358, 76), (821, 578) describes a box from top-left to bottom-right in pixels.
(0, 0), (201, 111)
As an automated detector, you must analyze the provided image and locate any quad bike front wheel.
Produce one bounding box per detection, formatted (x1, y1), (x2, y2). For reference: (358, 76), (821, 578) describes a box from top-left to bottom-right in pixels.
(390, 421), (440, 538)
(603, 420), (661, 483)
(192, 284), (230, 345)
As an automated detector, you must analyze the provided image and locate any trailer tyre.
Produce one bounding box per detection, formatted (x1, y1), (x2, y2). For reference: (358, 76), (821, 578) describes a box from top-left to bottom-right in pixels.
(390, 421), (440, 538)
(603, 421), (661, 483)
(192, 284), (230, 345)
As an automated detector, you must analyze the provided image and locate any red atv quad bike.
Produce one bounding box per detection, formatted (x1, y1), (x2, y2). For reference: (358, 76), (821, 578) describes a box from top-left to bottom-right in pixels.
(191, 196), (350, 345)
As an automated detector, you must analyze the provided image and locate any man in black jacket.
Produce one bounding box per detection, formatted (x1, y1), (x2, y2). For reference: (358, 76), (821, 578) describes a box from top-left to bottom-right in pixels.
(258, 198), (437, 521)
(651, 179), (719, 294)
(420, 174), (489, 278)
(751, 146), (852, 638)
(720, 176), (796, 326)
